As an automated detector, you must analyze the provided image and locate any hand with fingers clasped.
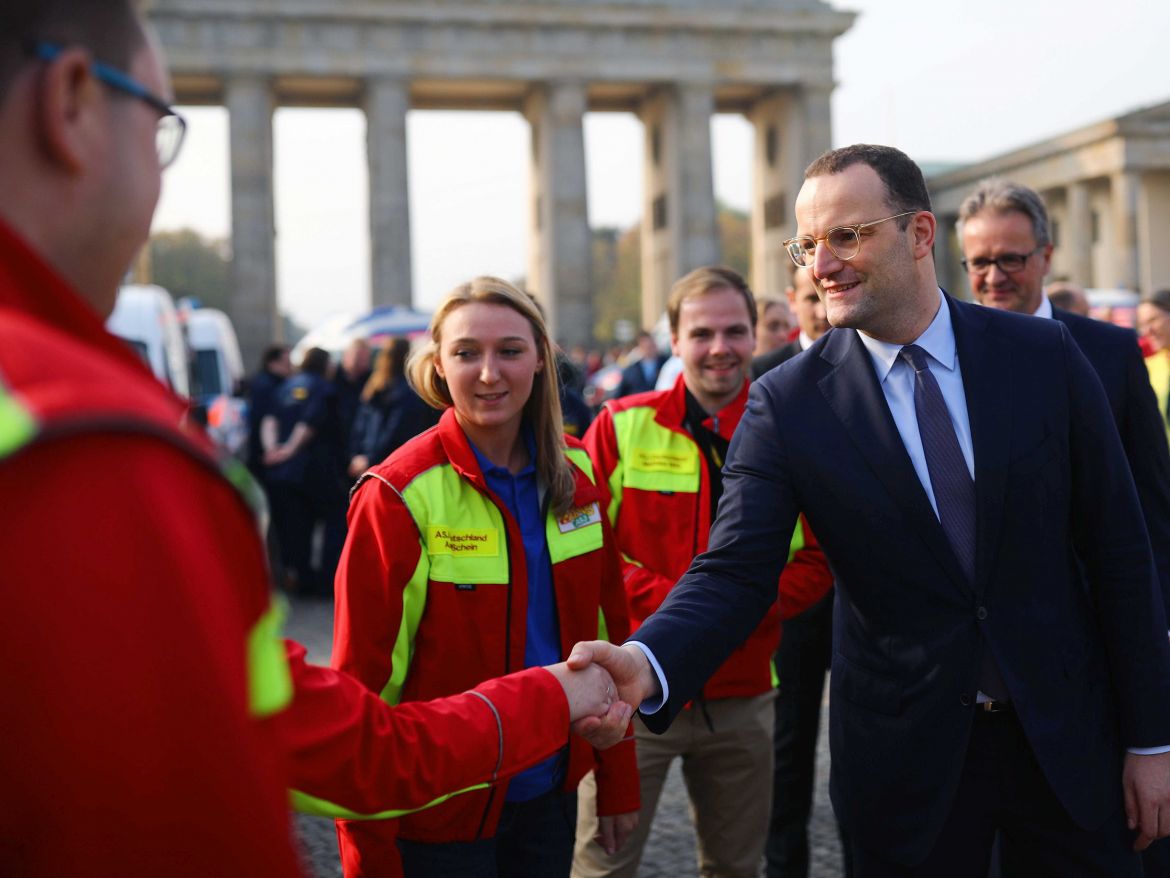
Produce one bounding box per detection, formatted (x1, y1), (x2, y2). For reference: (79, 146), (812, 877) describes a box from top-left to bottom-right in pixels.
(544, 660), (629, 725)
(565, 640), (659, 749)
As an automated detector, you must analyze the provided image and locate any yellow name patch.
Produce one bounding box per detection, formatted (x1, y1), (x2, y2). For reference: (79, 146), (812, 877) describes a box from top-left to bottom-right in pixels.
(557, 501), (602, 534)
(426, 526), (500, 557)
(631, 448), (696, 474)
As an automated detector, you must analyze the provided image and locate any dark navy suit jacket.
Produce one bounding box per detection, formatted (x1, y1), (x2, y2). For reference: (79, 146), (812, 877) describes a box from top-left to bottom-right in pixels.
(1051, 307), (1170, 617)
(632, 295), (1170, 865)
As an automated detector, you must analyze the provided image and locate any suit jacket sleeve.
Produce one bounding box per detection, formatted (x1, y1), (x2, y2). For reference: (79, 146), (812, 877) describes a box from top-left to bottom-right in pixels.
(1116, 336), (1170, 620)
(1061, 326), (1170, 746)
(631, 379), (800, 731)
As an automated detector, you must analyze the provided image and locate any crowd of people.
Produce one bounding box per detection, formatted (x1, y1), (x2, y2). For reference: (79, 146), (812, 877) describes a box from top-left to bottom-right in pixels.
(10, 3), (1170, 878)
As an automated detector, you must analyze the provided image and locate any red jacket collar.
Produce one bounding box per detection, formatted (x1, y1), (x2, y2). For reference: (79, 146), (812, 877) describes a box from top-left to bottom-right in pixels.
(434, 406), (601, 505)
(0, 217), (156, 381)
(655, 373), (750, 440)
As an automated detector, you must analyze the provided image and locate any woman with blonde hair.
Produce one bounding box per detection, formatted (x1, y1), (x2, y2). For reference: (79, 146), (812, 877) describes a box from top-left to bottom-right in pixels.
(347, 337), (439, 477)
(332, 276), (639, 877)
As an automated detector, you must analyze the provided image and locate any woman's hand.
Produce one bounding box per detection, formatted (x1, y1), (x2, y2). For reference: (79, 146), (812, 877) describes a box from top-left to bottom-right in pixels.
(596, 811), (639, 855)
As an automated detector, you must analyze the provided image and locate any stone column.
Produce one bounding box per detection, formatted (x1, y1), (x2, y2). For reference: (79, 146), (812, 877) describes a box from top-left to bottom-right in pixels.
(1112, 170), (1141, 291)
(639, 84), (718, 330)
(365, 77), (413, 308)
(226, 76), (278, 366)
(1065, 180), (1093, 287)
(749, 91), (801, 297)
(799, 84), (833, 171)
(747, 85), (833, 298)
(524, 82), (592, 347)
(1138, 172), (1170, 294)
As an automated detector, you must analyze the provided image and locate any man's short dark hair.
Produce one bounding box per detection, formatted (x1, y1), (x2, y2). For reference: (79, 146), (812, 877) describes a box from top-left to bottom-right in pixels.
(957, 178), (1051, 248)
(804, 144), (932, 229)
(260, 344), (289, 369)
(300, 347), (331, 377)
(0, 0), (146, 103)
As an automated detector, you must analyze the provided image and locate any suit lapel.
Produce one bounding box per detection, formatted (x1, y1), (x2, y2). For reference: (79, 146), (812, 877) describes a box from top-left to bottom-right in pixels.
(948, 297), (1011, 596)
(817, 328), (972, 593)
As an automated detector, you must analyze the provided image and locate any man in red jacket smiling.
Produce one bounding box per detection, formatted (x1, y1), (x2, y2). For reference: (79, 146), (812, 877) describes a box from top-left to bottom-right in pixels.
(574, 266), (833, 878)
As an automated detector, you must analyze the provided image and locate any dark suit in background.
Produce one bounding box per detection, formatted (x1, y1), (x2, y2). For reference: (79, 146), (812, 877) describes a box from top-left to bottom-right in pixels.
(632, 295), (1170, 872)
(1051, 306), (1170, 616)
(616, 354), (666, 399)
(751, 338), (802, 381)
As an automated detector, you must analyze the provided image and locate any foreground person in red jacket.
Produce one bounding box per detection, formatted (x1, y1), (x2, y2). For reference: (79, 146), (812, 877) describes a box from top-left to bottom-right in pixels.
(0, 5), (624, 876)
(332, 277), (641, 877)
(575, 266), (834, 878)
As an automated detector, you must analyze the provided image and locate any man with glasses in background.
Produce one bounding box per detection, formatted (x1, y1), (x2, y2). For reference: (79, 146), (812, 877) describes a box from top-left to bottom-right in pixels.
(0, 3), (626, 875)
(959, 178), (1170, 876)
(572, 144), (1170, 875)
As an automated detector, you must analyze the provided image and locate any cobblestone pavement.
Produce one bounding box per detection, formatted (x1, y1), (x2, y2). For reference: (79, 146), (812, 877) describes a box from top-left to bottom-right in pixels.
(285, 596), (845, 877)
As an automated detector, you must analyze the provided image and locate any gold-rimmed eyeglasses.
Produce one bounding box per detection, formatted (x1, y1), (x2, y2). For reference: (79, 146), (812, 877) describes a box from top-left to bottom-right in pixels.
(783, 210), (919, 269)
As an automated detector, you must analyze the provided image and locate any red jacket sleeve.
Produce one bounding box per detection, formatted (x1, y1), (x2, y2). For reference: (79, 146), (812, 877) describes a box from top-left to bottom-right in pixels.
(777, 516), (834, 621)
(584, 405), (679, 628)
(281, 643), (574, 817)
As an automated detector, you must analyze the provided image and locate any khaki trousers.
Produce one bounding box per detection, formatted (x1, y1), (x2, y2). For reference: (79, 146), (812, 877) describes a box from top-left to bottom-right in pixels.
(573, 691), (776, 878)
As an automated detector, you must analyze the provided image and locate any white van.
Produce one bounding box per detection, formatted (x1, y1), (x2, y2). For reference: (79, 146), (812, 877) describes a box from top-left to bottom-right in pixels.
(106, 284), (191, 398)
(185, 307), (248, 455)
(186, 307), (245, 404)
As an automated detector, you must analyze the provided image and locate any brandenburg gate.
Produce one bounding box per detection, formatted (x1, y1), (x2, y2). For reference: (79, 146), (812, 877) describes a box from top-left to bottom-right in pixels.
(148, 0), (853, 360)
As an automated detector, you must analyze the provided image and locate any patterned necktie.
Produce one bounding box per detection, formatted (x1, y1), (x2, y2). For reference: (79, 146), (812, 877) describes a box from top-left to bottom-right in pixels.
(900, 344), (1008, 701)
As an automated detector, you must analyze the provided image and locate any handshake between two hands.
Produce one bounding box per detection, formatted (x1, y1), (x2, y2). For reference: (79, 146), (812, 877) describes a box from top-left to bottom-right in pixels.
(543, 640), (659, 750)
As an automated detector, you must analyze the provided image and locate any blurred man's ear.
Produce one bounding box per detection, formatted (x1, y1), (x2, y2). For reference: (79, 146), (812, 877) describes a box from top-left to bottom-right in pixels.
(36, 47), (104, 175)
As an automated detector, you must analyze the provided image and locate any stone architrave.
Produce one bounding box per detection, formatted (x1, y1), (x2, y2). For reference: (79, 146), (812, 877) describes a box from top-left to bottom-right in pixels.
(524, 82), (593, 348)
(226, 75), (278, 365)
(639, 84), (718, 329)
(366, 77), (413, 308)
(152, 0), (855, 347)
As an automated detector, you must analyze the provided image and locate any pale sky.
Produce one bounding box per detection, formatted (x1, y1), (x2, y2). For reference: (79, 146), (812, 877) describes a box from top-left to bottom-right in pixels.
(152, 0), (1170, 332)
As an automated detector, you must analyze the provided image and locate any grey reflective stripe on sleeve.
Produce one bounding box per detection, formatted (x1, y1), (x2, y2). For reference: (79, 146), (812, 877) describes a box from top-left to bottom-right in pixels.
(468, 690), (504, 782)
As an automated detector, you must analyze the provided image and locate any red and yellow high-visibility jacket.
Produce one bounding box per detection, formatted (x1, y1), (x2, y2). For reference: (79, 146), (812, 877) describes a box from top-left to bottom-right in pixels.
(332, 407), (640, 870)
(0, 218), (577, 878)
(585, 376), (834, 700)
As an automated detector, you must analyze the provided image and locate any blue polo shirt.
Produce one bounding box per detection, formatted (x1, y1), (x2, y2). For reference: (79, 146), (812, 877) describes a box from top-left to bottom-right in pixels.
(469, 428), (565, 802)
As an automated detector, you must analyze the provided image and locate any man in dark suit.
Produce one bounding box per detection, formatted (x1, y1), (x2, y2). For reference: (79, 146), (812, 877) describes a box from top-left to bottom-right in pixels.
(751, 264), (830, 380)
(958, 177), (1170, 623)
(616, 330), (666, 398)
(572, 144), (1170, 876)
(750, 261), (843, 877)
(959, 178), (1170, 875)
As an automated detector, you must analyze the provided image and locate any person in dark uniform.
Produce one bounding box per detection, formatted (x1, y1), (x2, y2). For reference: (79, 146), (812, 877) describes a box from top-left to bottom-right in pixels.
(245, 344), (291, 479)
(347, 337), (439, 477)
(615, 331), (666, 398)
(263, 346), (344, 596)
